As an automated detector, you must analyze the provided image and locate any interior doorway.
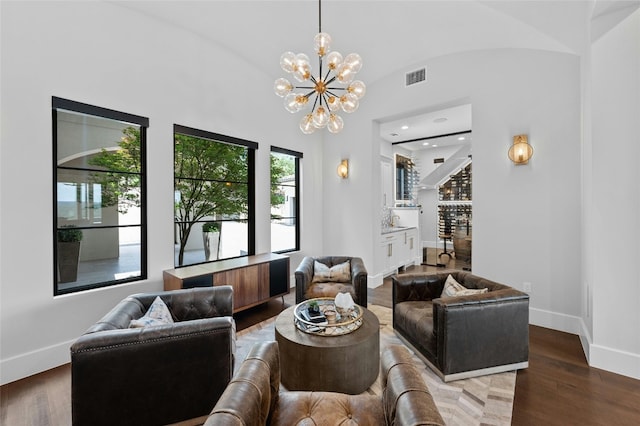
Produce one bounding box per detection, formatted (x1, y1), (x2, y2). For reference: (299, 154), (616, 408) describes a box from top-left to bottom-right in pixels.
(378, 103), (472, 273)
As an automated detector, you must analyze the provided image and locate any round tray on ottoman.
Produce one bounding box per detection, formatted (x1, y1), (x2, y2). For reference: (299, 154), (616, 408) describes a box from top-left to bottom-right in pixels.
(293, 297), (363, 336)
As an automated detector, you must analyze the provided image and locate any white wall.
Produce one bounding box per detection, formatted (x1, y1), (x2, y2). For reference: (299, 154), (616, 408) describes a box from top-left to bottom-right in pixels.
(325, 48), (584, 327)
(588, 8), (640, 379)
(0, 1), (323, 384)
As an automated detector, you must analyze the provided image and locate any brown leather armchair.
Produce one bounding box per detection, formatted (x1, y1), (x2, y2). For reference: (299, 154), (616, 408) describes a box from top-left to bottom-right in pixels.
(70, 286), (235, 426)
(295, 256), (368, 307)
(393, 271), (529, 382)
(205, 341), (445, 426)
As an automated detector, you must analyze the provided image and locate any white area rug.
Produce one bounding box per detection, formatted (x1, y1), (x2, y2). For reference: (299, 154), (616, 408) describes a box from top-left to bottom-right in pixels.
(235, 304), (516, 425)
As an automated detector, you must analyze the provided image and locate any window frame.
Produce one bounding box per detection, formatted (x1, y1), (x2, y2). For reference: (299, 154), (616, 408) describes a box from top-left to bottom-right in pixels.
(270, 146), (302, 253)
(173, 124), (257, 267)
(52, 96), (149, 295)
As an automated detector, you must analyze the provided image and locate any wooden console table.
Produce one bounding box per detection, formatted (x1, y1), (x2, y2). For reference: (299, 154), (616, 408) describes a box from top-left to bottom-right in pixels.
(163, 253), (289, 313)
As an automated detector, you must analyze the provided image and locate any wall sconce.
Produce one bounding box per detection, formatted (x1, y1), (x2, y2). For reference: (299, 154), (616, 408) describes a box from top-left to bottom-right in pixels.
(508, 134), (533, 165)
(337, 159), (349, 178)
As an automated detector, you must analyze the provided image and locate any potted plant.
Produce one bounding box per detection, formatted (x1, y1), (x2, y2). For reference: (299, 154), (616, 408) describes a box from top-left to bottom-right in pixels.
(307, 299), (320, 315)
(202, 221), (222, 261)
(57, 226), (83, 283)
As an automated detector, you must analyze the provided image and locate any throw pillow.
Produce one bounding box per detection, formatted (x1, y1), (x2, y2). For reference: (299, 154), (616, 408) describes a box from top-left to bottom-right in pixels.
(312, 260), (352, 283)
(129, 296), (175, 328)
(440, 274), (488, 298)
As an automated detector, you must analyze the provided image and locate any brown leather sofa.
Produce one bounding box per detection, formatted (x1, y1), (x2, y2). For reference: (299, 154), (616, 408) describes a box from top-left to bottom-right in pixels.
(393, 271), (529, 382)
(70, 286), (235, 426)
(295, 256), (368, 307)
(205, 341), (445, 426)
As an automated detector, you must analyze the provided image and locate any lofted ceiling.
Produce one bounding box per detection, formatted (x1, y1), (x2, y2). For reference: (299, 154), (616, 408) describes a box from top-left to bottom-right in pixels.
(114, 0), (638, 141)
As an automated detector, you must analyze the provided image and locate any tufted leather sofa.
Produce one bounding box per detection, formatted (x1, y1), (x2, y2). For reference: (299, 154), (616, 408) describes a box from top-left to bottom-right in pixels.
(393, 271), (529, 382)
(295, 256), (368, 307)
(70, 286), (235, 426)
(205, 341), (445, 426)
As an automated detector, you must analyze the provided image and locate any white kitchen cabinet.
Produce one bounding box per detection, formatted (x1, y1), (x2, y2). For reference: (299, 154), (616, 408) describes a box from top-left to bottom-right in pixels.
(380, 227), (419, 276)
(381, 160), (393, 207)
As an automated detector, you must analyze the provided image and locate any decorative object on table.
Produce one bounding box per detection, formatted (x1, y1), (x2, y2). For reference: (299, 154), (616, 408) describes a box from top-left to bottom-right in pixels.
(334, 291), (355, 316)
(301, 299), (327, 324)
(274, 0), (365, 134)
(293, 297), (363, 336)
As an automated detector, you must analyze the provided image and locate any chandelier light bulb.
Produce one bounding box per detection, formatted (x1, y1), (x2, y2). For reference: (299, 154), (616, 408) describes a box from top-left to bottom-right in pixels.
(325, 51), (343, 70)
(327, 95), (341, 112)
(343, 53), (363, 73)
(312, 106), (329, 128)
(293, 54), (312, 82)
(280, 51), (296, 73)
(348, 80), (366, 99)
(313, 32), (332, 57)
(300, 114), (316, 134)
(274, 78), (293, 97)
(284, 93), (301, 113)
(336, 64), (355, 84)
(340, 93), (359, 113)
(328, 114), (344, 133)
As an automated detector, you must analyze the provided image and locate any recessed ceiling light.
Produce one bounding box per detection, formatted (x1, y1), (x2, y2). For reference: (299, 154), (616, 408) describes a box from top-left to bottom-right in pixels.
(432, 144), (438, 147)
(401, 125), (409, 130)
(433, 117), (447, 123)
(422, 142), (429, 146)
(458, 136), (465, 141)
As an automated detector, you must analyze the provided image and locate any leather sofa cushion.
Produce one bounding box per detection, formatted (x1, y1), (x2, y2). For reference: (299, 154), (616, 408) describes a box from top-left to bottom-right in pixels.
(304, 282), (355, 300)
(270, 392), (384, 426)
(394, 301), (436, 358)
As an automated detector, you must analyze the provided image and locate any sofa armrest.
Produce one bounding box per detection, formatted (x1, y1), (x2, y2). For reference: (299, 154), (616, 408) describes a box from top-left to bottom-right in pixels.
(206, 341), (280, 426)
(381, 345), (445, 426)
(433, 290), (529, 375)
(294, 256), (315, 303)
(350, 257), (368, 307)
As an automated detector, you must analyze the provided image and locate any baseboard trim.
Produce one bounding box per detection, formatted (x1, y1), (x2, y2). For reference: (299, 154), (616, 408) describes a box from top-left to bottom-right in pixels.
(368, 273), (384, 288)
(529, 307), (582, 335)
(1, 339), (73, 386)
(589, 342), (640, 380)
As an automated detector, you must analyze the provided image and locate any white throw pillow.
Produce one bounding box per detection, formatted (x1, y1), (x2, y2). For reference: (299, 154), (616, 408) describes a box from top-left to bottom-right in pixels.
(312, 260), (352, 283)
(129, 296), (174, 328)
(441, 274), (488, 298)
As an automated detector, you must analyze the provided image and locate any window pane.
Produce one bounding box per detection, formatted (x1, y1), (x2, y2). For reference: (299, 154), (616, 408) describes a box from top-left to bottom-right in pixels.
(270, 150), (299, 253)
(174, 127), (254, 267)
(271, 218), (297, 252)
(57, 169), (141, 227)
(54, 98), (147, 295)
(57, 226), (142, 293)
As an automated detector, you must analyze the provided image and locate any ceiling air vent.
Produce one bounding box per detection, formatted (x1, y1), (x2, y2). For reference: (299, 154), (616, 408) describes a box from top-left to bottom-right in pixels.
(405, 67), (426, 87)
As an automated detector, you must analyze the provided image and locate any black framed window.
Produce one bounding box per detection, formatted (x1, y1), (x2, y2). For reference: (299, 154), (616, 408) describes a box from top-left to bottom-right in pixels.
(270, 146), (302, 253)
(53, 97), (148, 295)
(174, 125), (256, 267)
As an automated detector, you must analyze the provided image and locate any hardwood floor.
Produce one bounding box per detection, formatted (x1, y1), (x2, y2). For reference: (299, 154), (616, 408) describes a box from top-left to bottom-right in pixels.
(2, 270), (639, 425)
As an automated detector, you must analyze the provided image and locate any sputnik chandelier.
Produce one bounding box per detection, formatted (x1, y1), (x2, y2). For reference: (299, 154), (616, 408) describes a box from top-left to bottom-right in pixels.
(274, 0), (365, 134)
